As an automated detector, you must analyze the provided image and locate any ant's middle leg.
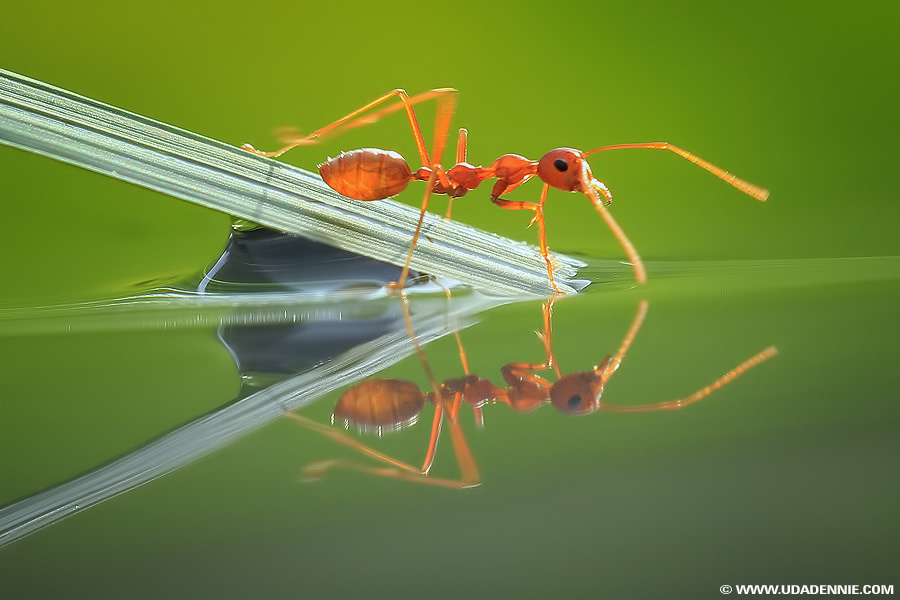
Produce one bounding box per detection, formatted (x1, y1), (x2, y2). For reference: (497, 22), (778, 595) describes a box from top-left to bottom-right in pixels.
(441, 128), (471, 220)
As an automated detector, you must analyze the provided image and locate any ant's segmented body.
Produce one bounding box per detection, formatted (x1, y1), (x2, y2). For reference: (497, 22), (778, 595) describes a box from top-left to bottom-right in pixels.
(242, 89), (769, 293)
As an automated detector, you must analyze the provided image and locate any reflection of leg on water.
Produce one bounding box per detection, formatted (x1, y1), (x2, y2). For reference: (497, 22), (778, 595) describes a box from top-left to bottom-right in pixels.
(284, 297), (778, 487)
(284, 293), (482, 489)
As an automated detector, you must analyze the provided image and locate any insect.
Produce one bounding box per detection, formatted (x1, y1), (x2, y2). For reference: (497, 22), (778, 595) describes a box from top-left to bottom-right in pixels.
(283, 298), (778, 488)
(242, 89), (769, 293)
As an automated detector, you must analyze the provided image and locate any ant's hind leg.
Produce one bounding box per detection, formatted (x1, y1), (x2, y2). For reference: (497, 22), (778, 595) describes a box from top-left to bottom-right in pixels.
(242, 88), (457, 173)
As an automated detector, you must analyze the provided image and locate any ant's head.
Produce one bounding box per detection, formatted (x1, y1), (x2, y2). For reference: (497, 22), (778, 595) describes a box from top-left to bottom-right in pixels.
(549, 371), (605, 415)
(537, 148), (592, 192)
(537, 148), (613, 206)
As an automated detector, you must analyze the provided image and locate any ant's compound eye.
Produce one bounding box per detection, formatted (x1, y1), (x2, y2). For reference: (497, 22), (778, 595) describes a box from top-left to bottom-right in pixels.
(567, 394), (584, 410)
(553, 158), (568, 172)
(550, 372), (601, 415)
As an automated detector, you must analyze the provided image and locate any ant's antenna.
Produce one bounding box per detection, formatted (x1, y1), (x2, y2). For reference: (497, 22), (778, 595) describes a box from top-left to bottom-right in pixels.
(585, 143), (769, 201)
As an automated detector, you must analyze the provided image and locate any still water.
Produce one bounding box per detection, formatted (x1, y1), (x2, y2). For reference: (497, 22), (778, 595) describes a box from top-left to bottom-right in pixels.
(2, 0), (899, 590)
(0, 227), (896, 598)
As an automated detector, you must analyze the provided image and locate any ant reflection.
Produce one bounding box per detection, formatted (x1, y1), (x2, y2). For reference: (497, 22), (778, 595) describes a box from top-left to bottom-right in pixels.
(284, 299), (777, 488)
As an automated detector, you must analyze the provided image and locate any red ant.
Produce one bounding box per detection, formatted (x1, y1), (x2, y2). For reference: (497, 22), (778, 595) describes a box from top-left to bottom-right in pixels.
(242, 89), (769, 293)
(283, 298), (778, 488)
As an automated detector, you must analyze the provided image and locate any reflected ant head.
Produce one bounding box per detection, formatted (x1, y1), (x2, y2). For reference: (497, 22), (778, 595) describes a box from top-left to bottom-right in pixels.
(548, 370), (606, 416)
(548, 353), (615, 416)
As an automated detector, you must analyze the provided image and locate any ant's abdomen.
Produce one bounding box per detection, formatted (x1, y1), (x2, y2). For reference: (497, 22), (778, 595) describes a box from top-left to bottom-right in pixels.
(333, 379), (425, 434)
(318, 148), (413, 201)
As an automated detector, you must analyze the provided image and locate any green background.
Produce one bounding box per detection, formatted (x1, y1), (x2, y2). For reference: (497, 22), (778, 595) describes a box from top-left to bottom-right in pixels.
(1, 1), (898, 598)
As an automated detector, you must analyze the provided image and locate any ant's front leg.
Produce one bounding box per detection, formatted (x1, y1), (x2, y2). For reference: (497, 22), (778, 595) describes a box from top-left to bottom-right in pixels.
(491, 181), (561, 295)
(498, 299), (561, 411)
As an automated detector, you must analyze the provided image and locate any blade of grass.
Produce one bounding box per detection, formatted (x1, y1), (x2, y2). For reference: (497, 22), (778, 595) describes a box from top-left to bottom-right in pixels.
(0, 69), (586, 296)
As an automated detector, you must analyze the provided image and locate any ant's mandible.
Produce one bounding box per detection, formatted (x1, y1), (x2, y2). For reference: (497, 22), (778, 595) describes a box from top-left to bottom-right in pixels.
(242, 89), (769, 293)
